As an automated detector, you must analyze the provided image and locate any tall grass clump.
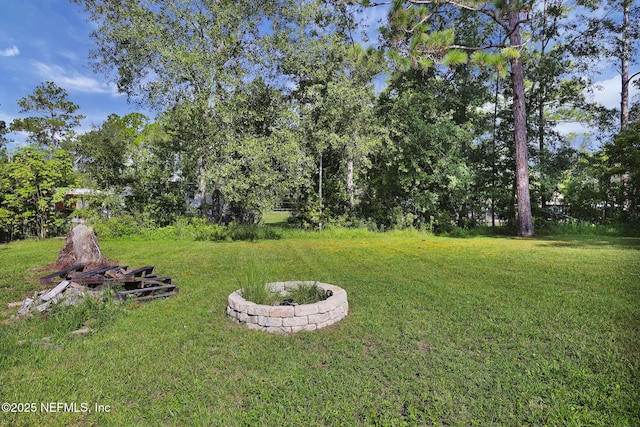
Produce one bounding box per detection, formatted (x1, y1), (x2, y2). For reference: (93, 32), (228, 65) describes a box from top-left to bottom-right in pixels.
(237, 260), (278, 305)
(240, 282), (329, 306)
(240, 284), (281, 306)
(285, 282), (329, 305)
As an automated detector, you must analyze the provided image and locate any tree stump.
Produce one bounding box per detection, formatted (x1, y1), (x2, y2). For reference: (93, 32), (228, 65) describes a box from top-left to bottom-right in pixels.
(56, 225), (106, 268)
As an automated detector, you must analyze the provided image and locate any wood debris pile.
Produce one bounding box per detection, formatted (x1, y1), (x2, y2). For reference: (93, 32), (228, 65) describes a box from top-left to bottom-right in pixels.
(15, 265), (178, 316)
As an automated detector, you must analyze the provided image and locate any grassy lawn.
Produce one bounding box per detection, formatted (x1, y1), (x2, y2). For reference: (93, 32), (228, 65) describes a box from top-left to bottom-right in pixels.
(1, 231), (638, 426)
(262, 210), (292, 226)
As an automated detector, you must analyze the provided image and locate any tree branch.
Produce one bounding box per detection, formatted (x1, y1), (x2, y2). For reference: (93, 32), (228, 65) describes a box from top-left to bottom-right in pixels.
(627, 69), (640, 85)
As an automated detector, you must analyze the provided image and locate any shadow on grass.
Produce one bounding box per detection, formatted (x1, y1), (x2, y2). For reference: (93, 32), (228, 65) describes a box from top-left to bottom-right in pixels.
(536, 235), (640, 250)
(434, 224), (640, 250)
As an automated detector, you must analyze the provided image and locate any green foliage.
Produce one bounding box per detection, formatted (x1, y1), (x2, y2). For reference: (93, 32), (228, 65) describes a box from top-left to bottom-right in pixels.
(290, 192), (323, 230)
(441, 49), (468, 66)
(74, 113), (149, 190)
(603, 121), (640, 220)
(380, 0), (538, 236)
(124, 120), (187, 226)
(607, 121), (640, 172)
(362, 69), (477, 230)
(87, 215), (284, 242)
(238, 261), (279, 306)
(469, 50), (509, 76)
(500, 46), (521, 60)
(555, 123), (640, 225)
(91, 214), (142, 239)
(0, 147), (74, 241)
(72, 0), (296, 225)
(534, 220), (640, 237)
(46, 0), (638, 239)
(71, 114), (189, 227)
(558, 150), (607, 222)
(10, 81), (84, 148)
(0, 118), (8, 147)
(267, 2), (386, 228)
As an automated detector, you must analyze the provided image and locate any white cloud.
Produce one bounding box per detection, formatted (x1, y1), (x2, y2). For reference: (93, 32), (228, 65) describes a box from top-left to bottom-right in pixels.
(0, 46), (20, 57)
(554, 121), (593, 136)
(58, 50), (78, 61)
(33, 61), (116, 95)
(588, 74), (640, 110)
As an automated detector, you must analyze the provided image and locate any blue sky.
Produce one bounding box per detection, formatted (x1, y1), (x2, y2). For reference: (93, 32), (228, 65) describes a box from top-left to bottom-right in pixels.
(0, 1), (635, 150)
(0, 0), (152, 148)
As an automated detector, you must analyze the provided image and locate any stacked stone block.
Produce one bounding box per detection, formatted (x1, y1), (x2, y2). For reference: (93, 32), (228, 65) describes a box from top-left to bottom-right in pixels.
(227, 281), (348, 334)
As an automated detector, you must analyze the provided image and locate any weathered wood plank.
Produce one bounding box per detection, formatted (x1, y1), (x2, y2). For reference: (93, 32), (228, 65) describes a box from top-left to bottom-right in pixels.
(115, 284), (177, 296)
(104, 266), (129, 280)
(64, 276), (114, 286)
(39, 265), (85, 285)
(41, 280), (71, 302)
(115, 284), (178, 301)
(17, 298), (34, 315)
(68, 282), (87, 291)
(133, 291), (178, 301)
(136, 277), (173, 286)
(125, 266), (155, 278)
(70, 265), (116, 278)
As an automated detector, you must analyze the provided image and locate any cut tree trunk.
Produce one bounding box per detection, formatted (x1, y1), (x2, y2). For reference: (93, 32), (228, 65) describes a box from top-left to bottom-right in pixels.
(56, 225), (106, 268)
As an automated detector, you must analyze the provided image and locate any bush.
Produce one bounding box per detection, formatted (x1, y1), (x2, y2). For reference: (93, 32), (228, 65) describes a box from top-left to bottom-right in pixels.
(88, 215), (284, 241)
(91, 215), (141, 238)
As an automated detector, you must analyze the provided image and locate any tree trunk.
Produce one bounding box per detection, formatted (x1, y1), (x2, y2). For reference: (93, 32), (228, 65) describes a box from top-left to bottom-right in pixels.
(318, 154), (323, 231)
(621, 0), (630, 130)
(509, 9), (535, 237)
(198, 157), (209, 218)
(492, 72), (500, 228)
(539, 0), (548, 211)
(619, 0), (631, 212)
(347, 158), (355, 209)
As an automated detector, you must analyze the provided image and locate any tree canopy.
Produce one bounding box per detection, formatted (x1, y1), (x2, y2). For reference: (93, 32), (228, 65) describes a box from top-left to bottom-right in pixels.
(10, 81), (84, 149)
(0, 0), (638, 241)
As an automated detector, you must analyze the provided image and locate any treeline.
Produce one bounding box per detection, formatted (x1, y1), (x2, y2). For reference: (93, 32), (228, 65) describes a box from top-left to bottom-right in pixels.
(1, 0), (639, 241)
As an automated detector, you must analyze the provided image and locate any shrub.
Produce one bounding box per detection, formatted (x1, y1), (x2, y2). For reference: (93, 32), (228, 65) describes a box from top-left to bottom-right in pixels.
(91, 215), (140, 238)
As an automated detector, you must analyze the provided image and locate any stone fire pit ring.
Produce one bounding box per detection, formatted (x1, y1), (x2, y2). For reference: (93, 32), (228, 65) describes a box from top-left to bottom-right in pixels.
(227, 281), (348, 334)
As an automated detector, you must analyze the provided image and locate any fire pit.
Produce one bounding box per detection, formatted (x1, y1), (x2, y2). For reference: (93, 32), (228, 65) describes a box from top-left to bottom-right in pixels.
(227, 281), (348, 334)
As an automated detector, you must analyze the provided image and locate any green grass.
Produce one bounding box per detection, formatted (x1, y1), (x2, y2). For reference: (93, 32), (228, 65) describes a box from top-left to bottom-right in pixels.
(1, 231), (639, 426)
(262, 210), (292, 226)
